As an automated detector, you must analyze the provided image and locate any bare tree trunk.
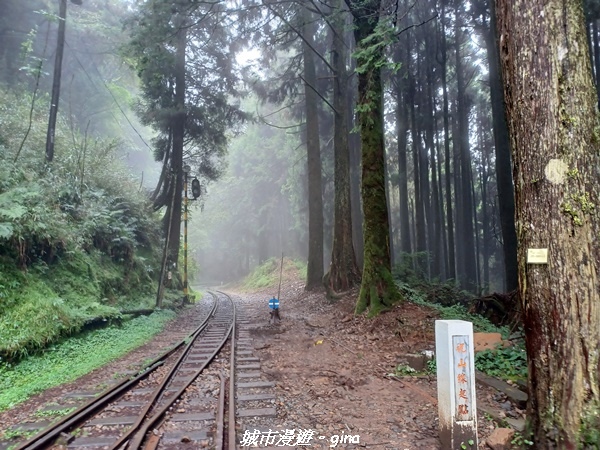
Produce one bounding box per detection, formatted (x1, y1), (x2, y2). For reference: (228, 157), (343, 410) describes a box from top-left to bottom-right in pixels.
(496, 0), (600, 446)
(486, 0), (518, 291)
(424, 32), (438, 278)
(440, 2), (456, 280)
(408, 31), (427, 276)
(455, 11), (478, 292)
(302, 6), (325, 290)
(430, 118), (444, 280)
(324, 0), (361, 294)
(167, 20), (186, 263)
(45, 0), (68, 163)
(395, 44), (412, 256)
(478, 106), (490, 291)
(434, 122), (448, 280)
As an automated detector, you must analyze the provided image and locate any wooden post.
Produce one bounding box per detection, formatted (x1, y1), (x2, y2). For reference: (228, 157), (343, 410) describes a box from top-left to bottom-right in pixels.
(435, 320), (478, 449)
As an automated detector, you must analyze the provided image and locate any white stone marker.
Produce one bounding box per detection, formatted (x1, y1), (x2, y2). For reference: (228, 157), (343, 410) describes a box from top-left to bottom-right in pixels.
(435, 320), (478, 449)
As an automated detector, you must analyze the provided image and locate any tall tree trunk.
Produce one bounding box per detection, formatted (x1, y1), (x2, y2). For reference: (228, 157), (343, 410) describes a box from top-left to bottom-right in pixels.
(385, 146), (396, 266)
(440, 2), (456, 280)
(167, 20), (186, 263)
(478, 107), (490, 291)
(396, 42), (412, 254)
(486, 0), (518, 291)
(347, 20), (363, 268)
(455, 12), (478, 292)
(408, 32), (428, 276)
(470, 161), (482, 291)
(434, 120), (448, 280)
(453, 107), (465, 282)
(349, 116), (364, 268)
(45, 0), (68, 163)
(347, 0), (401, 315)
(324, 0), (361, 294)
(424, 33), (438, 278)
(430, 116), (444, 280)
(496, 0), (600, 446)
(302, 6), (325, 290)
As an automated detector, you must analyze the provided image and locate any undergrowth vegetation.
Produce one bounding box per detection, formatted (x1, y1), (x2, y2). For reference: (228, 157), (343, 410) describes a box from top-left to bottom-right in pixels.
(239, 257), (305, 290)
(0, 310), (175, 412)
(393, 252), (526, 381)
(0, 87), (164, 361)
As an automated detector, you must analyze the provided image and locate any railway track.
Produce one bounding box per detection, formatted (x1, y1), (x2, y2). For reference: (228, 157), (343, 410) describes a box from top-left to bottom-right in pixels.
(12, 291), (243, 450)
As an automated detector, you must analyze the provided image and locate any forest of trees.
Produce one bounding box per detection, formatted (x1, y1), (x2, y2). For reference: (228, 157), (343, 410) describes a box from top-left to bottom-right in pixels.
(195, 0), (522, 297)
(1, 0), (600, 446)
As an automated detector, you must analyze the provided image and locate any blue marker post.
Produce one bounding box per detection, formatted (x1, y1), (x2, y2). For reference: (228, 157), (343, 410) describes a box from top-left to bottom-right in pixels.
(269, 254), (284, 324)
(269, 297), (280, 323)
(269, 297), (279, 310)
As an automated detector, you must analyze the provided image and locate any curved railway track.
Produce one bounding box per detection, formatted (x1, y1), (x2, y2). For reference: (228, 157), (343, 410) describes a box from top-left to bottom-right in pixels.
(14, 291), (240, 450)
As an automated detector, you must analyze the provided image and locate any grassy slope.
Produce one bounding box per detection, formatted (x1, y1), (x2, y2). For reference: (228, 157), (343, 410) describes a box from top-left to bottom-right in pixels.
(0, 249), (158, 361)
(0, 310), (175, 412)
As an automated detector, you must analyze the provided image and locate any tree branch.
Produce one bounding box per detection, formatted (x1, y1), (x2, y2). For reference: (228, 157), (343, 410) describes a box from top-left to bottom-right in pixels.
(262, 0), (337, 74)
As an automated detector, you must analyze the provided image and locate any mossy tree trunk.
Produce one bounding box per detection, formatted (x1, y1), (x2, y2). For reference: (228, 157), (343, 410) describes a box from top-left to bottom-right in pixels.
(346, 0), (402, 315)
(496, 0), (600, 446)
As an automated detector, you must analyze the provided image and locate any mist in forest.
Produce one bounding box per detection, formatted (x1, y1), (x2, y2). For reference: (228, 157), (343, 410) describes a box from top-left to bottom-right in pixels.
(0, 0), (160, 185)
(9, 0), (600, 294)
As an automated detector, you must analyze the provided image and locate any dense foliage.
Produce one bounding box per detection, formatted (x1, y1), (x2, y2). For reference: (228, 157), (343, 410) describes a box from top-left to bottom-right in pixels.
(0, 87), (163, 361)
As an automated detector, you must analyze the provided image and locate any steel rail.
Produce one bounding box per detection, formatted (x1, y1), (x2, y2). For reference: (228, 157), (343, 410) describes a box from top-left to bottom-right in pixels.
(214, 372), (226, 449)
(228, 291), (237, 450)
(15, 293), (219, 450)
(108, 292), (225, 450)
(123, 292), (235, 449)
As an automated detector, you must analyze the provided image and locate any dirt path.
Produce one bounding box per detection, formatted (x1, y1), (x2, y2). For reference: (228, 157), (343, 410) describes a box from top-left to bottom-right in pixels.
(233, 277), (508, 449)
(0, 273), (518, 449)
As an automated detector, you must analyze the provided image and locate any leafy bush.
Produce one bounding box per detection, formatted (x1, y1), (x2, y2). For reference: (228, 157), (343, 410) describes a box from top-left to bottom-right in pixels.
(398, 278), (526, 380)
(475, 346), (527, 380)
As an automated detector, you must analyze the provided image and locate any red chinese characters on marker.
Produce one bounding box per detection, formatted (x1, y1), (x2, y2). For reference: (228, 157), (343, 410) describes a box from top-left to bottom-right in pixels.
(452, 336), (472, 421)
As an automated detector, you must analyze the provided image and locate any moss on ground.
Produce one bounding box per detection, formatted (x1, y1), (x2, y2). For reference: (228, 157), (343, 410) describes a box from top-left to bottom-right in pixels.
(0, 249), (157, 361)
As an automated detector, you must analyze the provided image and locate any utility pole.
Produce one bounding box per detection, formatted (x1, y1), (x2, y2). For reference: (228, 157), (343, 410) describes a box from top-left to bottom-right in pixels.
(183, 164), (190, 304)
(45, 0), (82, 163)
